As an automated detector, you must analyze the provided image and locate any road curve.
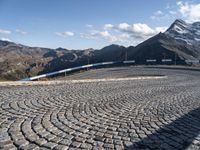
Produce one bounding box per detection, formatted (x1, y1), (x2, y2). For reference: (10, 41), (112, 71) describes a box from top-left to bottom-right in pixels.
(1, 66), (200, 150)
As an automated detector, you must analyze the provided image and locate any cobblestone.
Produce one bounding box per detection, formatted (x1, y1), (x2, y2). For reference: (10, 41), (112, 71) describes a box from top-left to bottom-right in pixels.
(1, 66), (200, 149)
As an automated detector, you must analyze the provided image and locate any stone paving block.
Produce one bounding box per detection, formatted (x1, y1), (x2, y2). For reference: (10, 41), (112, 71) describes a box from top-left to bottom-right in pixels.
(1, 67), (200, 149)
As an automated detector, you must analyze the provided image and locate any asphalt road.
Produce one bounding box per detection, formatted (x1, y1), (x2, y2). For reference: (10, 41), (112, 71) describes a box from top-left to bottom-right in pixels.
(1, 66), (200, 150)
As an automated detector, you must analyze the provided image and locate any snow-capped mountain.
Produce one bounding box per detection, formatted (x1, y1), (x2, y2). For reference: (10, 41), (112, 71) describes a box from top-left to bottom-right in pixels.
(165, 19), (200, 46)
(127, 19), (200, 64)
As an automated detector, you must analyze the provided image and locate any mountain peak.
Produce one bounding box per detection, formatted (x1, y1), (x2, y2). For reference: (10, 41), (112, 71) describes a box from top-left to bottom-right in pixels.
(166, 19), (189, 34)
(102, 44), (124, 49)
(174, 19), (186, 25)
(164, 19), (200, 45)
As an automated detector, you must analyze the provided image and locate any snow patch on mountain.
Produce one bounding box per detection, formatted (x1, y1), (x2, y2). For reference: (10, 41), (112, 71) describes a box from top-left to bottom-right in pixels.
(165, 19), (200, 44)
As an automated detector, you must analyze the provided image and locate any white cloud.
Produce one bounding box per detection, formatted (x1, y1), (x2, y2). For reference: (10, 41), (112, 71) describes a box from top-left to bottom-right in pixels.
(82, 30), (131, 43)
(177, 1), (190, 16)
(79, 1), (200, 46)
(16, 29), (27, 35)
(91, 30), (117, 42)
(150, 10), (165, 20)
(1, 37), (12, 42)
(55, 31), (74, 37)
(86, 24), (93, 28)
(132, 23), (155, 35)
(0, 29), (11, 35)
(99, 31), (117, 42)
(117, 33), (131, 43)
(155, 10), (163, 15)
(81, 22), (168, 46)
(104, 24), (114, 30)
(118, 23), (131, 31)
(80, 33), (97, 40)
(150, 1), (200, 23)
(177, 1), (200, 22)
(116, 23), (166, 39)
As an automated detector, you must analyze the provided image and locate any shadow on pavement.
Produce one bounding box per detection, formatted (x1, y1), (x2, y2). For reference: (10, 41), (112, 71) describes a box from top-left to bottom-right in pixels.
(126, 107), (200, 150)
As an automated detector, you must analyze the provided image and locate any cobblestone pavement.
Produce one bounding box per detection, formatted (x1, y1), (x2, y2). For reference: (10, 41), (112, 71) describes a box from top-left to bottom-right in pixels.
(1, 66), (200, 150)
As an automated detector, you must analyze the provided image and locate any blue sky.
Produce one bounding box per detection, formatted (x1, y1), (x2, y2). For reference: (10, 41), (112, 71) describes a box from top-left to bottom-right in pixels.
(0, 0), (200, 49)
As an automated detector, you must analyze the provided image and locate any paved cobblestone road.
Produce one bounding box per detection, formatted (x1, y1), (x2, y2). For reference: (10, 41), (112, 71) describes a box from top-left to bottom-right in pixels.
(1, 66), (200, 150)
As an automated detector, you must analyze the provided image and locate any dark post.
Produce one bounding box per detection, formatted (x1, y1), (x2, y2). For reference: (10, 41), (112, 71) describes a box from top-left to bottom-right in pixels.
(87, 57), (89, 70)
(174, 52), (177, 65)
(125, 50), (128, 61)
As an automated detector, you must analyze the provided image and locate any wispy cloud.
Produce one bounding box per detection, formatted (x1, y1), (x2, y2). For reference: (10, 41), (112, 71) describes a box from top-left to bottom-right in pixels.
(86, 24), (93, 28)
(80, 33), (95, 40)
(91, 30), (117, 42)
(176, 1), (200, 22)
(155, 1), (200, 23)
(1, 37), (12, 42)
(103, 24), (114, 30)
(55, 31), (74, 37)
(16, 29), (27, 35)
(0, 29), (11, 35)
(150, 10), (169, 20)
(80, 30), (125, 43)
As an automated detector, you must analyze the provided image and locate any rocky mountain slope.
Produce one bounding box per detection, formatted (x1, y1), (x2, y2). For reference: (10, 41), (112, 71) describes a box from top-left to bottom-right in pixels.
(0, 42), (128, 80)
(0, 19), (200, 80)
